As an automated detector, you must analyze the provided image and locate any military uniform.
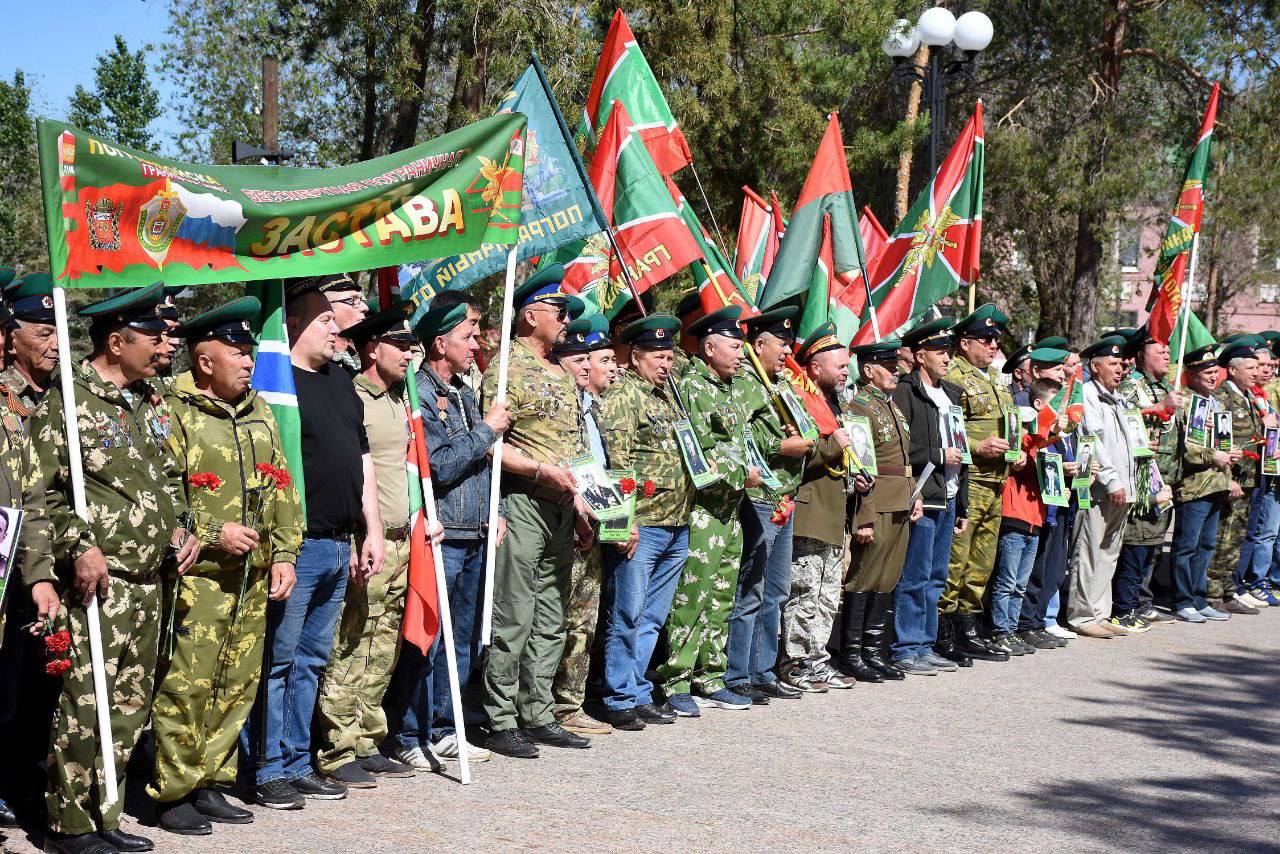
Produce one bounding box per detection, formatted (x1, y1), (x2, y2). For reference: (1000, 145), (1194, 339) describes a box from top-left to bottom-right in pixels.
(1208, 377), (1265, 602)
(150, 365), (302, 803)
(658, 325), (752, 700)
(941, 352), (1012, 615)
(480, 332), (586, 734)
(36, 340), (187, 834)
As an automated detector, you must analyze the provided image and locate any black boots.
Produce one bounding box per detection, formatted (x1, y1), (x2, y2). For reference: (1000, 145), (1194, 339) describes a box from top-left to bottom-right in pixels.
(862, 593), (905, 680)
(954, 613), (1009, 662)
(934, 613), (974, 667)
(836, 592), (885, 682)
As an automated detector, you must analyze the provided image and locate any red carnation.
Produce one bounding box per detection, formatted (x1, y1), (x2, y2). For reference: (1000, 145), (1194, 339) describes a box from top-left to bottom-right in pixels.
(1243, 450), (1261, 462)
(44, 630), (71, 655)
(643, 481), (656, 498)
(256, 463), (292, 489)
(771, 495), (796, 526)
(189, 472), (223, 491)
(618, 478), (636, 496)
(45, 659), (71, 677)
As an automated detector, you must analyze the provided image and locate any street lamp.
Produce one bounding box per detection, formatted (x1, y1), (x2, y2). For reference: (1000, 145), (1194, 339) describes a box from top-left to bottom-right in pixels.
(883, 8), (992, 175)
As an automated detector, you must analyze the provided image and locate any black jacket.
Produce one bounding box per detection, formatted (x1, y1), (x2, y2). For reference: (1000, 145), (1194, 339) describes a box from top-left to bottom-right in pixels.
(891, 370), (969, 518)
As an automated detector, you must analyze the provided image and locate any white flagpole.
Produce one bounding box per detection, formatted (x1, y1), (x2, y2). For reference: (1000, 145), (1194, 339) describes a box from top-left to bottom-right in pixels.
(1172, 233), (1201, 393)
(479, 247), (518, 645)
(52, 286), (118, 808)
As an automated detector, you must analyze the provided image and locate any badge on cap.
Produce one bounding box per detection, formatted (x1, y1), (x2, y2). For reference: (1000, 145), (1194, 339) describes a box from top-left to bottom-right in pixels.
(655, 329), (665, 339)
(985, 317), (994, 327)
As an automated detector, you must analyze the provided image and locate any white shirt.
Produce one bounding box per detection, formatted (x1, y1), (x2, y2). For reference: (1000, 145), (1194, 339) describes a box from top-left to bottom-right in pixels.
(923, 380), (960, 500)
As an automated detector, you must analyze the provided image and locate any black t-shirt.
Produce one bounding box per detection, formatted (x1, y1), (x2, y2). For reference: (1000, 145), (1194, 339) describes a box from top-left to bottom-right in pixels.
(294, 363), (369, 535)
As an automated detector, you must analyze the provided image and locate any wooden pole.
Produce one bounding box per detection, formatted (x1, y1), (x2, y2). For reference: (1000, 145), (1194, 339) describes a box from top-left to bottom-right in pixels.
(262, 55), (279, 152)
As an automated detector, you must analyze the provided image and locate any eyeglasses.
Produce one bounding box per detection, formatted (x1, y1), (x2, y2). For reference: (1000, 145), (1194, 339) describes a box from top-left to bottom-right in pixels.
(330, 295), (366, 309)
(532, 302), (568, 321)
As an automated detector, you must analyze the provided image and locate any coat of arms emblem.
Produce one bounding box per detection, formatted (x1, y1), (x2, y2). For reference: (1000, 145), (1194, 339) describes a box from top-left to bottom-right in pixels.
(85, 197), (122, 252)
(137, 187), (187, 265)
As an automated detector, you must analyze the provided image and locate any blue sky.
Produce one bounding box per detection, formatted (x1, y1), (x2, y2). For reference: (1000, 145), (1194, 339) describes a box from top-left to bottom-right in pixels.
(2, 0), (179, 139)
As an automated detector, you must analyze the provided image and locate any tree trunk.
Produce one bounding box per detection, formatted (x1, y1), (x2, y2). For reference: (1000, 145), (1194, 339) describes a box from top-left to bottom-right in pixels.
(445, 40), (489, 132)
(1069, 202), (1104, 342)
(389, 0), (437, 152)
(360, 28), (378, 160)
(894, 44), (929, 222)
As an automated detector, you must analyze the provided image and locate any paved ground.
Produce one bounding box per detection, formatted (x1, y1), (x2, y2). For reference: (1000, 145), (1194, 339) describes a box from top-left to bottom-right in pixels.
(4, 612), (1279, 853)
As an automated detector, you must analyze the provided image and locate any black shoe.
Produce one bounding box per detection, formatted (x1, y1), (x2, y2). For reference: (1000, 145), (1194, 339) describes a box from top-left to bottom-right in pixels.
(155, 799), (212, 836)
(292, 772), (347, 800)
(97, 829), (153, 852)
(991, 633), (1025, 656)
(863, 593), (906, 680)
(359, 754), (415, 778)
(606, 708), (647, 730)
(934, 614), (973, 667)
(728, 683), (771, 705)
(954, 614), (1009, 661)
(487, 728), (540, 758)
(191, 789), (252, 824)
(836, 592), (883, 682)
(523, 723), (591, 749)
(1018, 630), (1058, 651)
(255, 779), (304, 810)
(43, 832), (119, 854)
(753, 680), (802, 700)
(324, 761), (376, 789)
(635, 702), (676, 723)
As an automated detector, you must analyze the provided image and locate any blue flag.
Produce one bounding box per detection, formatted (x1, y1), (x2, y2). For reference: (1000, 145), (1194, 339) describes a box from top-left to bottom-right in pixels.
(401, 58), (606, 321)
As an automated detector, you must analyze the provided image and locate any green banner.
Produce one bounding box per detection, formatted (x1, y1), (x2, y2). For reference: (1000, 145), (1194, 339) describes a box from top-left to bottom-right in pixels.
(37, 114), (527, 288)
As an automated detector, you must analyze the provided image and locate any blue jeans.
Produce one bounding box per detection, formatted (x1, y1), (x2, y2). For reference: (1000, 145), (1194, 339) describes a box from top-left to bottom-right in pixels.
(243, 536), (350, 784)
(388, 540), (484, 749)
(1115, 543), (1157, 613)
(893, 500), (956, 661)
(725, 502), (794, 687)
(1236, 482), (1280, 593)
(600, 525), (688, 710)
(1171, 497), (1224, 611)
(991, 528), (1039, 634)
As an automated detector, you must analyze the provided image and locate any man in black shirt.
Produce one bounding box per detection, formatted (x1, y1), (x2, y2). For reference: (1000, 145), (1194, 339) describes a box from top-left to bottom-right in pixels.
(246, 279), (386, 810)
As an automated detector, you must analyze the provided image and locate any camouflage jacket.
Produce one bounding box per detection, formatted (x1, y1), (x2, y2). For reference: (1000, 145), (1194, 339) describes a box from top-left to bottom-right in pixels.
(482, 337), (585, 468)
(679, 356), (751, 502)
(600, 370), (694, 527)
(1, 417), (54, 589)
(33, 359), (186, 582)
(847, 381), (912, 527)
(0, 365), (47, 427)
(164, 371), (303, 575)
(945, 354), (1013, 482)
(1174, 391), (1229, 503)
(1265, 379), (1280, 416)
(1213, 379), (1266, 490)
(731, 368), (805, 501)
(1117, 371), (1178, 478)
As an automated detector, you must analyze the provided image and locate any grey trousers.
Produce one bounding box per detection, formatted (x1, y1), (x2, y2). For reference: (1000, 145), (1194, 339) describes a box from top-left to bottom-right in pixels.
(1068, 497), (1130, 627)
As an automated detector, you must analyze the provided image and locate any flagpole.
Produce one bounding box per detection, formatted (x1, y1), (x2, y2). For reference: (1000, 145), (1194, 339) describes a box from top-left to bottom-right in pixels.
(52, 286), (118, 809)
(1172, 233), (1201, 392)
(480, 247), (519, 646)
(849, 215), (882, 343)
(407, 393), (472, 785)
(690, 163), (734, 267)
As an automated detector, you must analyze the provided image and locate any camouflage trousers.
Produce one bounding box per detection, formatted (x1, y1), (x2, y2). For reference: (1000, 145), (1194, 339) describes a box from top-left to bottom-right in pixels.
(1208, 490), (1251, 601)
(941, 479), (1003, 615)
(47, 574), (160, 835)
(657, 498), (743, 696)
(781, 536), (844, 665)
(148, 564), (268, 803)
(552, 545), (602, 721)
(317, 538), (409, 773)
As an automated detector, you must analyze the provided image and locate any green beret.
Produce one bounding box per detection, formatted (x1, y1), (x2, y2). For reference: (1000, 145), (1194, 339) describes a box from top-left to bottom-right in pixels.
(619, 313), (681, 349)
(413, 302), (470, 345)
(78, 282), (167, 332)
(173, 296), (261, 345)
(794, 322), (843, 364)
(1028, 347), (1070, 365)
(901, 316), (954, 350)
(686, 305), (744, 340)
(1079, 335), (1127, 361)
(742, 305), (798, 342)
(953, 303), (1007, 339)
(345, 301), (416, 344)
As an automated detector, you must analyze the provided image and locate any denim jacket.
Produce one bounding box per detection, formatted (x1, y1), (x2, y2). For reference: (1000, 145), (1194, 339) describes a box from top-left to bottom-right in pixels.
(416, 365), (498, 540)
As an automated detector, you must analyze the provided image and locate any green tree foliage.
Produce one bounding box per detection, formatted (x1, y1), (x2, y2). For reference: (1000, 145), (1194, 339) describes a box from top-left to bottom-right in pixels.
(67, 35), (161, 151)
(0, 71), (44, 272)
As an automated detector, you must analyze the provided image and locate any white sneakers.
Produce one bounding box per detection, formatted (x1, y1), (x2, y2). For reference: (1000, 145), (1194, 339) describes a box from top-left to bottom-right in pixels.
(431, 733), (491, 762)
(1237, 592), (1270, 609)
(1044, 624), (1075, 640)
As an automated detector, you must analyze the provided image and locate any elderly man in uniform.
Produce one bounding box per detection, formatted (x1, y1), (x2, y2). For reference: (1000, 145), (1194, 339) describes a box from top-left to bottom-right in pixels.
(33, 283), (200, 854)
(550, 314), (618, 736)
(480, 265), (594, 758)
(890, 317), (968, 674)
(658, 306), (762, 715)
(1068, 336), (1136, 638)
(832, 338), (923, 680)
(317, 304), (426, 787)
(152, 288), (184, 388)
(939, 304), (1016, 662)
(1207, 337), (1273, 614)
(598, 314), (692, 729)
(725, 307), (812, 704)
(1, 272), (58, 414)
(148, 297), (302, 836)
(781, 324), (863, 692)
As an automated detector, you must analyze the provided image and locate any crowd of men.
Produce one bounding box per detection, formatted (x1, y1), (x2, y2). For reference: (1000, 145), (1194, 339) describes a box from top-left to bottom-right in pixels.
(0, 262), (1277, 854)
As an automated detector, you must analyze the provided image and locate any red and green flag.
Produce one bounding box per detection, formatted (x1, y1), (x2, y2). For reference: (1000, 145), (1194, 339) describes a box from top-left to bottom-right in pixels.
(843, 206), (889, 321)
(853, 101), (984, 345)
(579, 9), (691, 176)
(402, 367), (440, 655)
(759, 114), (868, 313)
(1146, 82), (1221, 346)
(544, 101), (701, 316)
(734, 185), (782, 304)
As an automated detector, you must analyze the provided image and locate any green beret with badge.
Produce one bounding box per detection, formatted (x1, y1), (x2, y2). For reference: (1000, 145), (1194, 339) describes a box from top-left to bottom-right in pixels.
(79, 282), (168, 332)
(1035, 335), (1069, 350)
(1028, 347), (1070, 366)
(619, 313), (681, 350)
(172, 296), (261, 345)
(413, 302), (470, 345)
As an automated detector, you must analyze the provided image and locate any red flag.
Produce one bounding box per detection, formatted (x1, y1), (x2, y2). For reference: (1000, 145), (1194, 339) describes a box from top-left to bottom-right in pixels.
(841, 206), (891, 321)
(781, 356), (840, 436)
(402, 395), (440, 655)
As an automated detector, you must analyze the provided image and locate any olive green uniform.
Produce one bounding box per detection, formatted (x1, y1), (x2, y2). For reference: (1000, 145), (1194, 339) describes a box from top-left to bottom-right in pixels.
(0, 365), (51, 643)
(845, 383), (913, 593)
(657, 357), (750, 697)
(1208, 380), (1264, 601)
(34, 360), (186, 835)
(1117, 371), (1178, 546)
(0, 405), (54, 640)
(149, 371), (302, 802)
(480, 338), (585, 732)
(941, 355), (1012, 615)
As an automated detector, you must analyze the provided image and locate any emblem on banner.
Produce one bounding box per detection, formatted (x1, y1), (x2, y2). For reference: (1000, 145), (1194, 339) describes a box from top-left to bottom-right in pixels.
(137, 187), (187, 264)
(85, 197), (123, 252)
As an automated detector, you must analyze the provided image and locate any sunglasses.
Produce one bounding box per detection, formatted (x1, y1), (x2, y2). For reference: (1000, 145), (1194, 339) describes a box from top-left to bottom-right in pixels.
(533, 302), (569, 321)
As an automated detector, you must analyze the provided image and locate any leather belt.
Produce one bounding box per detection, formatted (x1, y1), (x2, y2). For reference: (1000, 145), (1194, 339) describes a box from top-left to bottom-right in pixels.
(877, 465), (910, 477)
(306, 527), (357, 541)
(384, 523), (411, 542)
